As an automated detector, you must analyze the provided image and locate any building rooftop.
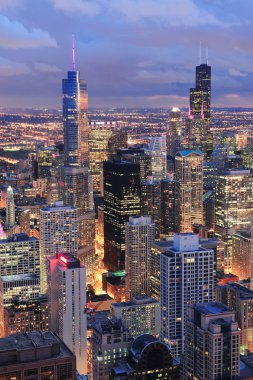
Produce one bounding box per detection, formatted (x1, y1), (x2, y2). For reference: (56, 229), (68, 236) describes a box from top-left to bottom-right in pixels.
(1, 233), (38, 244)
(111, 296), (159, 309)
(0, 331), (74, 365)
(224, 283), (253, 299)
(93, 317), (127, 335)
(176, 149), (203, 157)
(193, 302), (231, 315)
(1, 273), (39, 282)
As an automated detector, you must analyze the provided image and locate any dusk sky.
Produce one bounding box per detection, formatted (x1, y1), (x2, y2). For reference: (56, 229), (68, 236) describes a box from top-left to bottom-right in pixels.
(0, 0), (253, 108)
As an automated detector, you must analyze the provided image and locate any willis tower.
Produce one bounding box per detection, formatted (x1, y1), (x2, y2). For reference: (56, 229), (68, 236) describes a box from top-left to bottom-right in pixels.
(188, 48), (213, 155)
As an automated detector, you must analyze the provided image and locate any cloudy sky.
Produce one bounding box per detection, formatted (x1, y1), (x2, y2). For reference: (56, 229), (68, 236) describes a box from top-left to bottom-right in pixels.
(0, 0), (252, 108)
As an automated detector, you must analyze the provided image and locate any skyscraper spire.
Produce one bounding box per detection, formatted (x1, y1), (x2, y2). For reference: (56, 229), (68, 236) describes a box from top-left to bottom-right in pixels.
(72, 33), (76, 71)
(206, 46), (209, 65)
(199, 41), (202, 65)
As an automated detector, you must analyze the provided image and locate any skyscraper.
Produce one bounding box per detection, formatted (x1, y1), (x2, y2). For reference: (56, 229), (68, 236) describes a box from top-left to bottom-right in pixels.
(125, 216), (155, 300)
(6, 186), (15, 229)
(160, 233), (215, 358)
(215, 169), (253, 272)
(167, 107), (183, 156)
(189, 56), (213, 155)
(140, 180), (161, 238)
(63, 36), (88, 167)
(103, 159), (141, 271)
(48, 253), (87, 375)
(183, 302), (240, 380)
(146, 136), (167, 181)
(175, 150), (204, 232)
(61, 37), (95, 285)
(40, 201), (78, 293)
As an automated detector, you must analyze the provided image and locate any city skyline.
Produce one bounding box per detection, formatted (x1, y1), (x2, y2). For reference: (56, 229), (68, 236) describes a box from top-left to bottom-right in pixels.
(0, 0), (252, 108)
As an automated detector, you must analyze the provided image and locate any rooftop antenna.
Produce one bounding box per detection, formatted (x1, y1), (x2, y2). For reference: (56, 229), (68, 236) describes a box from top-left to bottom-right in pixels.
(72, 34), (76, 71)
(206, 46), (209, 65)
(199, 41), (202, 65)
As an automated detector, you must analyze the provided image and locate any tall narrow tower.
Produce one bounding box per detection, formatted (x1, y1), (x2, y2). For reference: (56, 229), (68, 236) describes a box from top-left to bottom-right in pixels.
(6, 186), (15, 229)
(60, 37), (95, 284)
(189, 50), (212, 155)
(63, 35), (89, 167)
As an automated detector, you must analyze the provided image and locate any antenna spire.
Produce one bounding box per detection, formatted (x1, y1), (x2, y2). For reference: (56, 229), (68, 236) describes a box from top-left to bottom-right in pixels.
(72, 34), (76, 71)
(199, 41), (202, 65)
(206, 46), (209, 65)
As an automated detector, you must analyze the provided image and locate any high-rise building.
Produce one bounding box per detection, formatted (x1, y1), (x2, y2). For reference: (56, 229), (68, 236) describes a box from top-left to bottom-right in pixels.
(40, 202), (78, 293)
(215, 169), (253, 272)
(91, 317), (131, 380)
(0, 331), (77, 380)
(48, 253), (87, 375)
(231, 231), (251, 280)
(146, 136), (167, 181)
(63, 38), (88, 167)
(217, 282), (253, 353)
(160, 233), (215, 357)
(118, 147), (152, 183)
(175, 150), (204, 232)
(183, 302), (240, 380)
(4, 295), (48, 336)
(189, 60), (212, 155)
(140, 180), (161, 238)
(125, 216), (155, 300)
(167, 107), (183, 156)
(110, 296), (160, 338)
(61, 42), (95, 287)
(185, 112), (210, 154)
(88, 122), (127, 194)
(103, 159), (141, 271)
(0, 233), (40, 305)
(6, 185), (15, 229)
(161, 179), (176, 235)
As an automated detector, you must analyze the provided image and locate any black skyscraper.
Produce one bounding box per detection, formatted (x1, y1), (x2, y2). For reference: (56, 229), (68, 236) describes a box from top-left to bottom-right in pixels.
(103, 159), (141, 271)
(189, 61), (213, 155)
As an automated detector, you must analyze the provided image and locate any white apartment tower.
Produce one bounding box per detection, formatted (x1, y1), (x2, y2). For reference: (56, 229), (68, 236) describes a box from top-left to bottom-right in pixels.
(47, 253), (87, 375)
(6, 186), (15, 229)
(160, 233), (214, 358)
(125, 216), (155, 300)
(40, 201), (78, 293)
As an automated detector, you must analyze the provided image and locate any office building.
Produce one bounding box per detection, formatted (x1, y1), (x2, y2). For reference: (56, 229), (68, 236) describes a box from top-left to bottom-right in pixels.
(166, 107), (182, 156)
(48, 253), (87, 375)
(118, 147), (152, 183)
(161, 179), (176, 235)
(0, 331), (76, 380)
(217, 282), (253, 353)
(0, 274), (40, 306)
(185, 112), (210, 154)
(4, 296), (48, 336)
(110, 296), (160, 338)
(183, 302), (240, 379)
(103, 159), (141, 271)
(91, 317), (131, 380)
(161, 233), (214, 357)
(215, 169), (253, 272)
(232, 231), (251, 280)
(40, 202), (78, 293)
(189, 60), (212, 155)
(140, 180), (161, 238)
(175, 150), (204, 232)
(6, 185), (15, 229)
(110, 334), (180, 380)
(63, 39), (88, 167)
(125, 216), (155, 300)
(0, 233), (40, 279)
(146, 135), (167, 181)
(88, 122), (127, 194)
